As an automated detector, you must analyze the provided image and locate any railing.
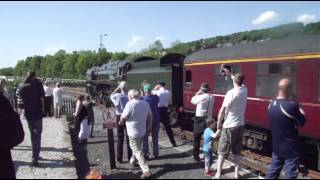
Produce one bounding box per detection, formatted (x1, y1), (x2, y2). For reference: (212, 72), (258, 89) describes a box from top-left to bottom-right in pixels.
(63, 97), (76, 123)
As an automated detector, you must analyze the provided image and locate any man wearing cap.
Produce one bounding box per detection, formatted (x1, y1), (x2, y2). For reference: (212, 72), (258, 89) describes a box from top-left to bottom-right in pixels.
(152, 81), (177, 147)
(111, 81), (132, 163)
(142, 84), (160, 160)
(191, 83), (215, 162)
(53, 83), (63, 119)
(20, 71), (45, 166)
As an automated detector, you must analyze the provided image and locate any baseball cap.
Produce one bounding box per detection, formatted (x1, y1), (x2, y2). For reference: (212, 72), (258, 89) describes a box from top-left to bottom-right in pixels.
(143, 84), (152, 91)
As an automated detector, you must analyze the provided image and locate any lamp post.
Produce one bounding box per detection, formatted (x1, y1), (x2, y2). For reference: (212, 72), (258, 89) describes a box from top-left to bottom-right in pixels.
(99, 34), (108, 49)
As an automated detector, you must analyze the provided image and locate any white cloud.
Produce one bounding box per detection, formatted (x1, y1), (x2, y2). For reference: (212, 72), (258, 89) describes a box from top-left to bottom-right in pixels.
(296, 14), (318, 25)
(127, 36), (146, 48)
(45, 43), (66, 54)
(155, 36), (166, 42)
(252, 11), (278, 25)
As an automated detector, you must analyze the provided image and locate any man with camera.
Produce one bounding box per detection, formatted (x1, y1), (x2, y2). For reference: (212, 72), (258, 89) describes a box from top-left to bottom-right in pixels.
(191, 83), (214, 162)
(215, 65), (248, 179)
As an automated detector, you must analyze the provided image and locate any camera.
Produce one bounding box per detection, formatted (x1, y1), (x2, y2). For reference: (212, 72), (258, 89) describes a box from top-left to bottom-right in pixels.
(220, 64), (231, 75)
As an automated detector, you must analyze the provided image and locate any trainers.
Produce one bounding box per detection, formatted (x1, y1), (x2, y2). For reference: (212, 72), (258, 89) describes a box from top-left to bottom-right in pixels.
(144, 156), (150, 161)
(140, 171), (151, 179)
(193, 156), (201, 162)
(32, 160), (39, 167)
(131, 162), (139, 168)
(204, 171), (214, 177)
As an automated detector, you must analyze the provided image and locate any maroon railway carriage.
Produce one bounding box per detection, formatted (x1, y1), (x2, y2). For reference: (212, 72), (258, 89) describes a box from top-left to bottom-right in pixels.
(179, 35), (320, 170)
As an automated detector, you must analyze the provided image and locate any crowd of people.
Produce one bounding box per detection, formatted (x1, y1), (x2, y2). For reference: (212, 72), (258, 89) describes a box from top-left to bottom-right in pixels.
(0, 67), (307, 179)
(105, 67), (306, 179)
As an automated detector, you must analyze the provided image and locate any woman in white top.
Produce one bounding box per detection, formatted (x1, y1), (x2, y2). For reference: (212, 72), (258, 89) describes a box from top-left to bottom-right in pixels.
(53, 83), (63, 118)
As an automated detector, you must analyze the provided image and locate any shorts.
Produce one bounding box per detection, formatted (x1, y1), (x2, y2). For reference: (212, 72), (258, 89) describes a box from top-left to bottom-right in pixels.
(218, 126), (244, 156)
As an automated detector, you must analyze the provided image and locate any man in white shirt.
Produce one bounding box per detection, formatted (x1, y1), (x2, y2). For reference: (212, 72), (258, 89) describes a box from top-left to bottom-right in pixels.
(43, 82), (53, 117)
(191, 83), (214, 162)
(120, 89), (152, 179)
(152, 81), (177, 147)
(110, 81), (132, 163)
(215, 73), (248, 179)
(53, 83), (63, 119)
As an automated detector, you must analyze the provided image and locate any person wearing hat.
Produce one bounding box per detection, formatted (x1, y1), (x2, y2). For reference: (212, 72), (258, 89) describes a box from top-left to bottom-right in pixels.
(53, 83), (63, 118)
(141, 84), (160, 160)
(152, 81), (177, 147)
(191, 82), (215, 162)
(110, 81), (132, 163)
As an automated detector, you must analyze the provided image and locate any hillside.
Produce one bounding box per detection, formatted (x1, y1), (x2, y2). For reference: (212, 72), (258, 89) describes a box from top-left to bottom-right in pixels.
(166, 22), (320, 55)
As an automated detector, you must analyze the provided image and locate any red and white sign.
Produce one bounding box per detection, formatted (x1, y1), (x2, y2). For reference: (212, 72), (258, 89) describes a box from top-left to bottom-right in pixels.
(102, 107), (116, 129)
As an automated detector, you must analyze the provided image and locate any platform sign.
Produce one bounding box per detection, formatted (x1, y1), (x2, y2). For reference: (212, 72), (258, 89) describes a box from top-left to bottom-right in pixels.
(101, 107), (117, 170)
(102, 107), (116, 129)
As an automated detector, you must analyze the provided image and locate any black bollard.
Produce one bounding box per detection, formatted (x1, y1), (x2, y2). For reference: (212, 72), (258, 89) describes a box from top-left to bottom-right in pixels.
(108, 128), (116, 170)
(105, 97), (116, 170)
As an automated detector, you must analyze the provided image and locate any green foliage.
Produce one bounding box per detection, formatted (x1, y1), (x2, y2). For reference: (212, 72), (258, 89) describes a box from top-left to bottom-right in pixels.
(0, 67), (15, 76)
(141, 40), (165, 58)
(111, 51), (129, 61)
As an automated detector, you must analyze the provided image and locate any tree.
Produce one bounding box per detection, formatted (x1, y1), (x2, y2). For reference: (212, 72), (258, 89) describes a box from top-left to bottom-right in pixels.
(14, 60), (25, 76)
(111, 51), (128, 61)
(142, 40), (164, 58)
(97, 48), (111, 65)
(62, 52), (79, 79)
(0, 67), (15, 76)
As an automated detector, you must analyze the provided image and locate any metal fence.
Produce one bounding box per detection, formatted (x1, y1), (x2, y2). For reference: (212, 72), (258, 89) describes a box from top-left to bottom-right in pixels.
(63, 97), (76, 123)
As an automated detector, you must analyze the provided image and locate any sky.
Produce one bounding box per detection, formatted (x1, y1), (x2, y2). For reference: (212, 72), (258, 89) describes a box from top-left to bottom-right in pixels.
(0, 1), (320, 68)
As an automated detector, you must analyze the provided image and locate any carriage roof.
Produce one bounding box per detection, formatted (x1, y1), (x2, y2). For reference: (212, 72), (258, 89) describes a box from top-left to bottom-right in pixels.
(184, 35), (320, 64)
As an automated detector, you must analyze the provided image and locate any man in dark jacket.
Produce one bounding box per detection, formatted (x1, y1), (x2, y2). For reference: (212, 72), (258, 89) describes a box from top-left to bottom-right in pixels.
(0, 88), (25, 179)
(267, 79), (306, 179)
(20, 71), (45, 167)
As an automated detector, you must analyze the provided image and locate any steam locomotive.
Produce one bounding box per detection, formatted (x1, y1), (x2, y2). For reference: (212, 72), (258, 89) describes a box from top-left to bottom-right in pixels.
(87, 35), (320, 170)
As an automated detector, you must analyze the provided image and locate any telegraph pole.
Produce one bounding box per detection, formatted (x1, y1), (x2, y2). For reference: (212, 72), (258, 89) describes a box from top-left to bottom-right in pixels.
(99, 34), (108, 50)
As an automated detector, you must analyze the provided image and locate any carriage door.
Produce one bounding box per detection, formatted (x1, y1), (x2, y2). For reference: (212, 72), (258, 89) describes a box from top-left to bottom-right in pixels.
(160, 53), (185, 109)
(172, 63), (184, 108)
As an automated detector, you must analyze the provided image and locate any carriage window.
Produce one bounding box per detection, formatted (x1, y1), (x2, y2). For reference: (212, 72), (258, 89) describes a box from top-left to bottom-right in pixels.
(185, 70), (192, 87)
(256, 63), (296, 98)
(214, 64), (241, 94)
(269, 64), (281, 74)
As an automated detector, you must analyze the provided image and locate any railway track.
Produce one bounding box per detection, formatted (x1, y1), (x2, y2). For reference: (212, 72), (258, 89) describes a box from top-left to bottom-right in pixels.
(171, 126), (320, 179)
(63, 87), (320, 179)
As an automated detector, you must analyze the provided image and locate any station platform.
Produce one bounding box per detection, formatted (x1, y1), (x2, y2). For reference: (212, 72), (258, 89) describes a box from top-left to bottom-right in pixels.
(11, 116), (78, 179)
(72, 105), (264, 179)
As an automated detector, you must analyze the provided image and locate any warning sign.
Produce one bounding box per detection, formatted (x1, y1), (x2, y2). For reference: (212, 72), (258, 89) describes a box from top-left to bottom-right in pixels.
(102, 107), (116, 129)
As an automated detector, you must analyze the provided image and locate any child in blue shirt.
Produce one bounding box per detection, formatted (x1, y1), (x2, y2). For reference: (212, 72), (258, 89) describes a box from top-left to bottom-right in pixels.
(203, 119), (221, 176)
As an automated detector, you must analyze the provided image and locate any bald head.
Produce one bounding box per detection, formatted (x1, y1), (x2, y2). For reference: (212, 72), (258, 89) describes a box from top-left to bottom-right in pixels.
(279, 79), (291, 90)
(278, 78), (292, 98)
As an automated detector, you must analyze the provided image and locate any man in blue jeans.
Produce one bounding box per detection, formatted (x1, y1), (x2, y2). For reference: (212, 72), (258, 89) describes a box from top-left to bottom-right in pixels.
(267, 79), (306, 179)
(142, 84), (160, 160)
(20, 71), (45, 167)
